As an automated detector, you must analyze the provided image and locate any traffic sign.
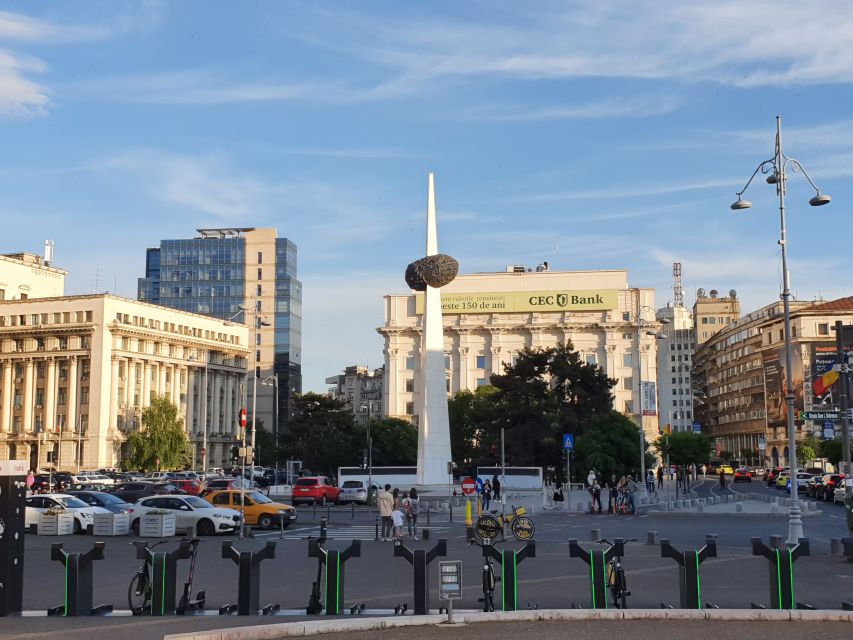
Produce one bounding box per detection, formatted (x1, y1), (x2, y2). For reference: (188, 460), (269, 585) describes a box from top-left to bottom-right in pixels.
(823, 421), (834, 440)
(801, 411), (841, 421)
(563, 434), (574, 450)
(461, 477), (477, 495)
(692, 422), (701, 433)
(240, 408), (247, 428)
(475, 477), (484, 494)
(758, 436), (766, 451)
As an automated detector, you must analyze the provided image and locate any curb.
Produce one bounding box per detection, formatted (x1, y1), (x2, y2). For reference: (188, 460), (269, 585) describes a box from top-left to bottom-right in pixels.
(163, 609), (853, 640)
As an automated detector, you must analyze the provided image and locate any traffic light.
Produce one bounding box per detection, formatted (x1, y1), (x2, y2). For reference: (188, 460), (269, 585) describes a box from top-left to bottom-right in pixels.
(231, 445), (239, 463)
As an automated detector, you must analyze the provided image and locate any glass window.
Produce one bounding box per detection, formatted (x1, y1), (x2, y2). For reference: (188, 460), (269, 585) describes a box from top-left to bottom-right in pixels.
(586, 354), (597, 366)
(405, 379), (414, 392)
(818, 323), (829, 336)
(257, 252), (263, 264)
(405, 356), (416, 370)
(476, 355), (486, 369)
(622, 353), (633, 367)
(476, 377), (487, 387)
(623, 376), (633, 390)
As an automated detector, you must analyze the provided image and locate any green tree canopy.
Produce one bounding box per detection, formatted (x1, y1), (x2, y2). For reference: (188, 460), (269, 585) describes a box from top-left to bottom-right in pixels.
(575, 411), (653, 480)
(368, 417), (418, 466)
(797, 436), (820, 465)
(653, 431), (710, 467)
(122, 394), (192, 472)
(817, 438), (851, 467)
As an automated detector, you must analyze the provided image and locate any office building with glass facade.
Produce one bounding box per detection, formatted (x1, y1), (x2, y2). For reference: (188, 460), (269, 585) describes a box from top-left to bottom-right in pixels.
(138, 228), (302, 439)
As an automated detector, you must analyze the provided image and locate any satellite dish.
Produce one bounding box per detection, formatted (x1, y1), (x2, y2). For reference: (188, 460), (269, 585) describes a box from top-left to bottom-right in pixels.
(729, 289), (737, 298)
(710, 289), (719, 298)
(697, 288), (706, 298)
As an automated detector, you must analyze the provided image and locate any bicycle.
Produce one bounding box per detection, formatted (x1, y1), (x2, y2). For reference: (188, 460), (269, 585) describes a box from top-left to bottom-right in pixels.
(475, 504), (535, 541)
(129, 539), (204, 615)
(597, 538), (636, 609)
(467, 536), (500, 612)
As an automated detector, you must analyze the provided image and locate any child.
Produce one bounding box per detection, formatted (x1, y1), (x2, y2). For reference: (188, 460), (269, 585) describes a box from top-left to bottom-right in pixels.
(391, 506), (405, 540)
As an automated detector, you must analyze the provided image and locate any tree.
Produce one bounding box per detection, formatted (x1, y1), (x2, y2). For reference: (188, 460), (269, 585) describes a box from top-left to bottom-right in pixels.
(447, 386), (499, 467)
(819, 438), (845, 466)
(574, 411), (653, 480)
(654, 431), (710, 468)
(797, 436), (820, 465)
(122, 394), (192, 471)
(367, 418), (418, 466)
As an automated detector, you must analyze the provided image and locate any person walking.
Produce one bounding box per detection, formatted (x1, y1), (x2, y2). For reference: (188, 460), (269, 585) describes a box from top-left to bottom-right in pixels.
(377, 484), (394, 541)
(626, 475), (640, 514)
(607, 474), (619, 513)
(646, 469), (655, 495)
(719, 467), (726, 491)
(590, 479), (602, 513)
(404, 488), (420, 539)
(656, 465), (663, 490)
(491, 475), (501, 502)
(482, 479), (492, 511)
(587, 468), (597, 489)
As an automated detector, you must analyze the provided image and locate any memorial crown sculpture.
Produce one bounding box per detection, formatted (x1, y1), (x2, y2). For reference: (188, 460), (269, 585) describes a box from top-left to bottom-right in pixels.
(405, 254), (459, 291)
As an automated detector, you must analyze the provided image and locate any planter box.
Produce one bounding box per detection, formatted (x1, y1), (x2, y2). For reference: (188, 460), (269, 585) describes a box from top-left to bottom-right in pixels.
(140, 513), (176, 537)
(37, 512), (74, 536)
(93, 512), (130, 536)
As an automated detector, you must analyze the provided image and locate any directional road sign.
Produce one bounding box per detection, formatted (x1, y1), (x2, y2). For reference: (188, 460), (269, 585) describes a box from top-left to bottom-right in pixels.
(801, 411), (841, 421)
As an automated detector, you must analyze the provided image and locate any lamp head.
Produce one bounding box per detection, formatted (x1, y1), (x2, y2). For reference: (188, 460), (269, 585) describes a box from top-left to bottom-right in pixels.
(730, 197), (752, 211)
(765, 173), (778, 185)
(809, 193), (831, 207)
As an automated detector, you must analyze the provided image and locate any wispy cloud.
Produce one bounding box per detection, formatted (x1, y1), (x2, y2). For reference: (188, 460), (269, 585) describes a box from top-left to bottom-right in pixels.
(0, 49), (48, 116)
(0, 10), (109, 43)
(472, 94), (681, 121)
(511, 178), (740, 203)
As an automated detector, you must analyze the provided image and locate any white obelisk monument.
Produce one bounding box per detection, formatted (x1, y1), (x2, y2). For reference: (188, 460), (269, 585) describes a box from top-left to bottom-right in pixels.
(416, 173), (453, 486)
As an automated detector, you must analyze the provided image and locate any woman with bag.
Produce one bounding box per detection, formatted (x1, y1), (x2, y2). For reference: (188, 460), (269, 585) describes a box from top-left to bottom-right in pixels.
(404, 488), (420, 540)
(481, 479), (492, 511)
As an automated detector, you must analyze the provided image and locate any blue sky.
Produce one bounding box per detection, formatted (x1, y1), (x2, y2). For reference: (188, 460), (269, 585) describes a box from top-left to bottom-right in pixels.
(2, 1), (853, 391)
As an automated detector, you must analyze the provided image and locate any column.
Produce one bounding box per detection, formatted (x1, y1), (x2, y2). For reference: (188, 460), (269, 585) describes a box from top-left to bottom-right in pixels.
(170, 366), (179, 405)
(66, 357), (78, 433)
(159, 364), (167, 398)
(211, 370), (222, 434)
(185, 368), (195, 435)
(142, 361), (151, 407)
(458, 347), (470, 391)
(385, 347), (399, 416)
(2, 360), (12, 432)
(44, 357), (56, 433)
(222, 373), (235, 436)
(128, 359), (137, 409)
(109, 357), (120, 432)
(22, 359), (34, 432)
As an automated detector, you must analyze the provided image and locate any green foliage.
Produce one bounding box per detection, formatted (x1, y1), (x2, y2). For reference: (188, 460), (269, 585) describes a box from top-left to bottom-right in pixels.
(253, 423), (276, 467)
(448, 386), (499, 465)
(653, 431), (710, 467)
(817, 438), (851, 466)
(122, 394), (191, 471)
(574, 411), (652, 479)
(796, 436), (820, 465)
(367, 417), (418, 466)
(718, 450), (734, 462)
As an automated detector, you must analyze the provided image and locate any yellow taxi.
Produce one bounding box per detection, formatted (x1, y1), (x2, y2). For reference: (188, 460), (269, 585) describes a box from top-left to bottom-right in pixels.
(719, 465), (735, 475)
(204, 490), (297, 529)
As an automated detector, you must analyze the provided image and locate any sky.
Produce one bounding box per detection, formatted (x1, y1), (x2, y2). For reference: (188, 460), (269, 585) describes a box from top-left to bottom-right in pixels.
(2, 1), (853, 392)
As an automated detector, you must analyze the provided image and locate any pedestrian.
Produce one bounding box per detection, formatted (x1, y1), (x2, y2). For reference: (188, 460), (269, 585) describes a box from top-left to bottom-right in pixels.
(587, 468), (596, 488)
(656, 465), (663, 489)
(26, 470), (34, 493)
(492, 475), (501, 502)
(591, 479), (602, 513)
(626, 475), (640, 514)
(719, 467), (726, 490)
(607, 474), (618, 513)
(404, 488), (420, 539)
(392, 487), (401, 510)
(646, 469), (655, 495)
(482, 479), (492, 511)
(377, 484), (394, 541)
(391, 505), (405, 541)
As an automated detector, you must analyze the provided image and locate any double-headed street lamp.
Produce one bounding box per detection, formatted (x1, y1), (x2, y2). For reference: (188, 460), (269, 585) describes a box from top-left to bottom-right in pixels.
(262, 374), (279, 473)
(360, 401), (373, 495)
(731, 115), (831, 545)
(636, 306), (667, 498)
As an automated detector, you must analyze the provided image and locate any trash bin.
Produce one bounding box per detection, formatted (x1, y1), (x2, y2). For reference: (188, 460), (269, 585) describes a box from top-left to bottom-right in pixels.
(846, 494), (853, 532)
(367, 486), (378, 507)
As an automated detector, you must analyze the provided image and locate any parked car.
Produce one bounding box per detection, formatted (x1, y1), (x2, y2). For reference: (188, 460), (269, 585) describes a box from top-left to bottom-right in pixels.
(78, 471), (115, 486)
(291, 476), (341, 506)
(68, 490), (131, 513)
(112, 481), (179, 503)
(144, 471), (171, 481)
(718, 465), (735, 476)
(765, 467), (785, 486)
(337, 480), (378, 504)
(733, 468), (752, 483)
(129, 495), (241, 536)
(25, 494), (110, 534)
(776, 472), (791, 489)
(794, 472), (814, 491)
(816, 474), (846, 501)
(201, 477), (255, 495)
(205, 490), (297, 529)
(68, 482), (111, 492)
(834, 486), (848, 504)
(32, 474), (56, 493)
(804, 475), (824, 498)
(170, 478), (204, 496)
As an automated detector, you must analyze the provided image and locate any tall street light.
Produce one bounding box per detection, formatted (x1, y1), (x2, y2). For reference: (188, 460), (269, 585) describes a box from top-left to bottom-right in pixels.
(237, 302), (271, 491)
(636, 306), (668, 498)
(360, 401), (373, 496)
(187, 352), (209, 473)
(731, 115), (831, 545)
(262, 374), (279, 474)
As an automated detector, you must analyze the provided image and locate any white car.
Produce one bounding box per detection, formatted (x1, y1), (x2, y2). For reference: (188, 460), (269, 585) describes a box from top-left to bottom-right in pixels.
(26, 494), (110, 534)
(144, 471), (171, 481)
(129, 495), (242, 536)
(79, 472), (115, 486)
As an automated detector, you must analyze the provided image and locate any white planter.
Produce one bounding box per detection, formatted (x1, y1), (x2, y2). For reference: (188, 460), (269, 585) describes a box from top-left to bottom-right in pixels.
(93, 512), (130, 536)
(37, 512), (74, 536)
(140, 513), (176, 537)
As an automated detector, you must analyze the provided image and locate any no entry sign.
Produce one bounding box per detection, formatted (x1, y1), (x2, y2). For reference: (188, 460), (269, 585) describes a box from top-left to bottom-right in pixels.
(461, 477), (477, 495)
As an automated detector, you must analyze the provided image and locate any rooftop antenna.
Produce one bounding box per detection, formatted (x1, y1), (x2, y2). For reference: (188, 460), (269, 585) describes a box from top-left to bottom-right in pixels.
(673, 262), (683, 307)
(44, 239), (55, 266)
(94, 269), (100, 293)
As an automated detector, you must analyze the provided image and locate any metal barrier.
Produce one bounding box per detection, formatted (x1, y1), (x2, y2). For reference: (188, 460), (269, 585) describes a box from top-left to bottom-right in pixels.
(482, 540), (536, 612)
(660, 535), (717, 609)
(308, 537), (362, 615)
(48, 542), (112, 616)
(393, 538), (447, 614)
(569, 538), (624, 610)
(751, 537), (810, 610)
(220, 541), (277, 615)
(133, 538), (196, 616)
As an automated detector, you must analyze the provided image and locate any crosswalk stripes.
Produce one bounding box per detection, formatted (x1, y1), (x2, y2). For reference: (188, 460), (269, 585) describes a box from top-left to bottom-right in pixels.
(255, 524), (448, 540)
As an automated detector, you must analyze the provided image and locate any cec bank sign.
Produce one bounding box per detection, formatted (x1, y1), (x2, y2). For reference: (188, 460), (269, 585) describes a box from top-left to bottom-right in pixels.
(415, 290), (619, 314)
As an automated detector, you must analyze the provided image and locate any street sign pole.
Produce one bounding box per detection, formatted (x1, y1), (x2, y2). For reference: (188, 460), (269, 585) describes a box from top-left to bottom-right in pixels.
(836, 321), (851, 495)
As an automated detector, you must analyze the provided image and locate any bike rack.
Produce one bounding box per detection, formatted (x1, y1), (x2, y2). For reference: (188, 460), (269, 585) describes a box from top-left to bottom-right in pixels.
(660, 535), (717, 609)
(308, 538), (362, 615)
(220, 541), (277, 615)
(393, 538), (447, 614)
(482, 540), (536, 612)
(47, 542), (112, 616)
(568, 538), (624, 610)
(750, 537), (809, 610)
(133, 539), (194, 616)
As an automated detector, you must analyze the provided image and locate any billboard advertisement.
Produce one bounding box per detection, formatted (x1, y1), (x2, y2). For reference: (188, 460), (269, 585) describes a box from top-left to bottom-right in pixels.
(641, 381), (657, 416)
(811, 343), (838, 404)
(763, 345), (804, 430)
(415, 290), (619, 314)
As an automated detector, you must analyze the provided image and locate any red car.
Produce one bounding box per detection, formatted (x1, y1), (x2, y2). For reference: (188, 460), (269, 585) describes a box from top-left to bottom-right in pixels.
(291, 476), (341, 506)
(171, 478), (203, 496)
(733, 468), (752, 482)
(816, 474), (845, 501)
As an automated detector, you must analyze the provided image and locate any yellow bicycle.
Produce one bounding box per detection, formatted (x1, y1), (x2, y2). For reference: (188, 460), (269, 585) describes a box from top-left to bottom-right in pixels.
(475, 505), (535, 541)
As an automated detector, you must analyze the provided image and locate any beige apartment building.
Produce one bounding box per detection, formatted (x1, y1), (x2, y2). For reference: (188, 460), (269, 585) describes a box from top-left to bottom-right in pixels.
(377, 267), (662, 443)
(0, 251), (67, 301)
(693, 288), (741, 344)
(325, 365), (384, 424)
(693, 296), (853, 466)
(0, 294), (249, 471)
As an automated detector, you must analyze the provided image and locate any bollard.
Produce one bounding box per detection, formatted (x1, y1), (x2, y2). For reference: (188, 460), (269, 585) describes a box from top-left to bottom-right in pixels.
(426, 504), (431, 525)
(831, 538), (843, 555)
(569, 538), (624, 610)
(132, 539), (195, 616)
(220, 541), (277, 615)
(308, 538), (362, 615)
(351, 501), (355, 520)
(591, 529), (601, 542)
(751, 537), (809, 610)
(736, 503), (743, 513)
(481, 540), (536, 612)
(393, 539), (447, 614)
(646, 531), (660, 545)
(660, 535), (717, 609)
(327, 504), (331, 522)
(422, 528), (430, 540)
(48, 542), (112, 616)
(375, 517), (380, 541)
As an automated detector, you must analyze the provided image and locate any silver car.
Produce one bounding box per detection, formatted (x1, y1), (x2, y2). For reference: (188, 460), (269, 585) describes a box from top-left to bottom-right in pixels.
(338, 480), (375, 505)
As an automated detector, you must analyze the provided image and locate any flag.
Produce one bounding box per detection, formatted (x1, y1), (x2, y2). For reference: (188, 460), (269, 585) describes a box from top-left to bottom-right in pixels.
(813, 369), (839, 396)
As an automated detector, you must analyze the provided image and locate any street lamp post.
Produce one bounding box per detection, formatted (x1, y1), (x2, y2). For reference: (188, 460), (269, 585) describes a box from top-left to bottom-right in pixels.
(636, 306), (668, 498)
(262, 375), (279, 474)
(731, 115), (831, 545)
(360, 402), (373, 496)
(188, 352), (209, 474)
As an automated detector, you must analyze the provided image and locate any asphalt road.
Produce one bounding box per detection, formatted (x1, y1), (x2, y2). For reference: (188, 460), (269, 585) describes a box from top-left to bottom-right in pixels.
(5, 487), (852, 640)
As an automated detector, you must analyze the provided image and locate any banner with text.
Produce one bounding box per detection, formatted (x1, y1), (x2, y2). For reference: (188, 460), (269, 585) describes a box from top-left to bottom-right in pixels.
(415, 290), (620, 314)
(642, 380), (657, 416)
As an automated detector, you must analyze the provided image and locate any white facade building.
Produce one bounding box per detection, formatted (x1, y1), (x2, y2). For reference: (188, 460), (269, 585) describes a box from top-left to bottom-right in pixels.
(655, 304), (695, 432)
(0, 295), (249, 471)
(0, 252), (67, 301)
(377, 268), (662, 443)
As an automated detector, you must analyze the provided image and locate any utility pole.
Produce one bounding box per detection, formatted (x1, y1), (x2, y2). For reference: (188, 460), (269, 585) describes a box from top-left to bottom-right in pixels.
(836, 321), (851, 493)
